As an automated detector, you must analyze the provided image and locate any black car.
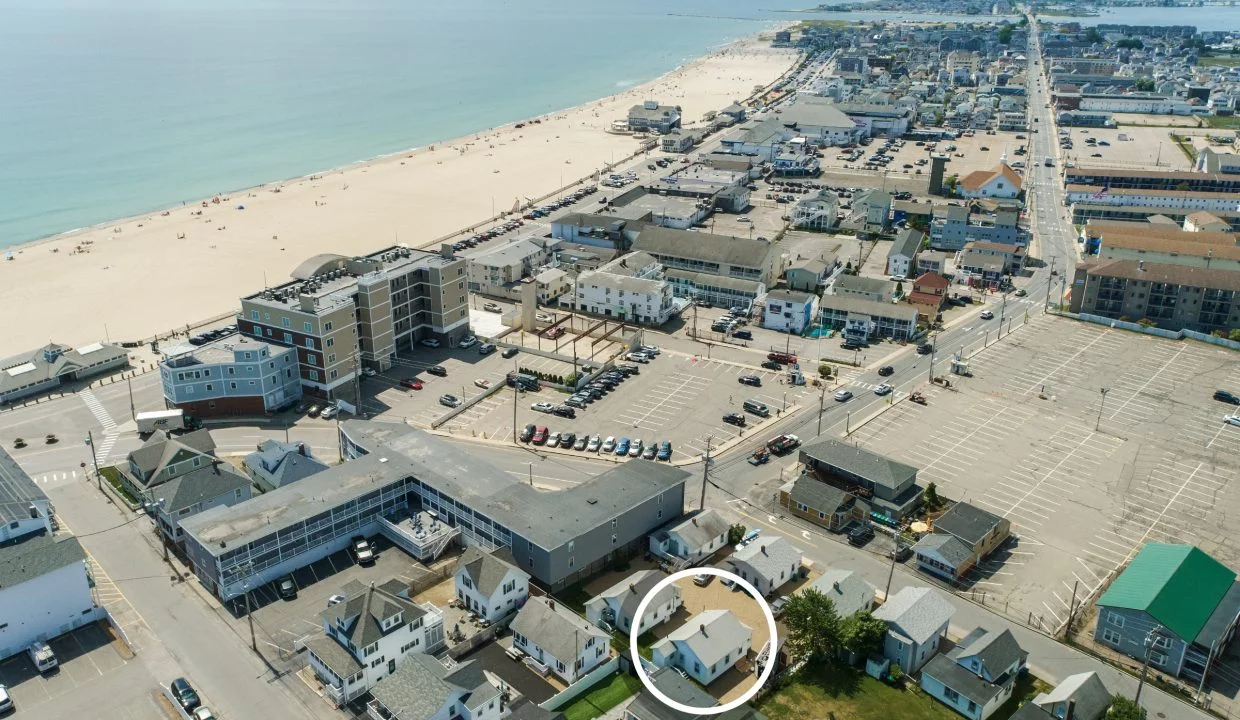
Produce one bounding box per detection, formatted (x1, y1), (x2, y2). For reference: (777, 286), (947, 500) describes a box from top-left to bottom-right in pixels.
(559, 432), (576, 448)
(761, 361), (782, 371)
(739, 375), (762, 387)
(877, 365), (894, 377)
(732, 330), (753, 340)
(722, 413), (747, 427)
(889, 545), (913, 562)
(564, 397), (587, 409)
(1215, 390), (1240, 405)
(502, 347), (519, 359)
(426, 365), (448, 377)
(278, 575), (298, 600)
(520, 424), (536, 442)
(916, 343), (933, 355)
(848, 525), (875, 547)
(552, 405), (576, 419)
(841, 342), (862, 350)
(171, 678), (201, 712)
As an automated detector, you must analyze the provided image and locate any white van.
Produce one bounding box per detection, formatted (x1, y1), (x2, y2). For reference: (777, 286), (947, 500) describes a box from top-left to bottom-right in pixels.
(28, 640), (58, 673)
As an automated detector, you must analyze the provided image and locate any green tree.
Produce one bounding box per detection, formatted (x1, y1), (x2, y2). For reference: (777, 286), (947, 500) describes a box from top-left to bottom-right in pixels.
(841, 611), (888, 657)
(727, 523), (747, 545)
(997, 24), (1014, 45)
(1107, 695), (1147, 720)
(783, 589), (843, 661)
(1134, 78), (1155, 92)
(1117, 38), (1144, 50)
(1083, 28), (1104, 44)
(894, 281), (905, 297)
(924, 482), (943, 510)
(1229, 329), (1240, 342)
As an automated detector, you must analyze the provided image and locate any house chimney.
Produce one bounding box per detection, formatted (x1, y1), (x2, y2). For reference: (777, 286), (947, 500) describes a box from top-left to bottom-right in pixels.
(548, 599), (555, 611)
(1065, 700), (1075, 720)
(298, 441), (307, 456)
(691, 517), (699, 526)
(629, 583), (637, 594)
(1138, 260), (1145, 272)
(761, 545), (768, 556)
(700, 624), (708, 637)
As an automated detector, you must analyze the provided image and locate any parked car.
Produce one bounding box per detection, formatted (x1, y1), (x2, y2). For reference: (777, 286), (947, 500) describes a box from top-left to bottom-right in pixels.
(639, 345), (661, 355)
(319, 404), (339, 420)
(479, 343), (496, 355)
(532, 426), (549, 445)
(573, 435), (589, 451)
(564, 396), (586, 409)
(616, 438), (631, 455)
(917, 343), (933, 355)
(1225, 415), (1240, 427)
(889, 545), (913, 562)
(587, 435), (602, 452)
(552, 405), (576, 419)
(771, 597), (789, 619)
(642, 444), (658, 460)
(520, 424), (536, 442)
(483, 302), (502, 312)
(692, 573), (713, 587)
(980, 310), (994, 320)
(625, 352), (651, 364)
(474, 378), (492, 390)
(531, 402), (555, 413)
(27, 641), (57, 674)
(723, 412), (746, 427)
(350, 536), (375, 565)
(848, 525), (875, 546)
(420, 338), (441, 348)
(739, 375), (762, 387)
(171, 678), (201, 712)
(439, 394), (462, 408)
(426, 365), (448, 377)
(761, 360), (782, 371)
(767, 352), (796, 364)
(834, 389), (853, 402)
(732, 329), (753, 340)
(361, 367), (377, 377)
(1214, 390), (1240, 405)
(194, 708), (218, 720)
(459, 335), (478, 349)
(502, 347), (519, 359)
(628, 439), (644, 457)
(401, 378), (423, 390)
(306, 404), (322, 418)
(601, 436), (617, 453)
(559, 432), (576, 448)
(278, 576), (298, 600)
(0, 685), (11, 713)
(877, 365), (894, 377)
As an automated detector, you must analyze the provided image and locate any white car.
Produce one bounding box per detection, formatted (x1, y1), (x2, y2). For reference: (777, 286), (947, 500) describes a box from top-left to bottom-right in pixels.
(361, 367), (377, 377)
(601, 436), (617, 453)
(586, 435), (601, 452)
(327, 594), (346, 607)
(0, 684), (11, 713)
(834, 389), (853, 402)
(474, 378), (492, 389)
(319, 404), (339, 420)
(980, 310), (994, 320)
(536, 313), (554, 323)
(1225, 415), (1240, 427)
(874, 383), (894, 396)
(459, 335), (478, 348)
(628, 439), (644, 458)
(421, 338), (442, 348)
(531, 402), (556, 413)
(639, 345), (661, 355)
(194, 708), (218, 720)
(625, 352), (651, 364)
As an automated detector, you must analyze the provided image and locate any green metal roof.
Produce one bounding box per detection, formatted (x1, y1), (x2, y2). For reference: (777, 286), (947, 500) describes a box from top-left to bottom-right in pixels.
(1098, 543), (1236, 641)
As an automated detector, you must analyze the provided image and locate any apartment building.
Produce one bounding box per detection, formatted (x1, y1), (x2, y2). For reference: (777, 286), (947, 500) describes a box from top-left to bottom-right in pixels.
(160, 335), (302, 417)
(1064, 185), (1240, 214)
(466, 237), (559, 298)
(238, 245), (468, 398)
(1069, 259), (1240, 333)
(633, 227), (784, 305)
(1064, 167), (1240, 194)
(573, 252), (675, 326)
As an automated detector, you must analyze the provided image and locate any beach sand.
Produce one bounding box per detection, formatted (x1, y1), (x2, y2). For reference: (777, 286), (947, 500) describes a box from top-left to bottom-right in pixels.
(0, 38), (799, 355)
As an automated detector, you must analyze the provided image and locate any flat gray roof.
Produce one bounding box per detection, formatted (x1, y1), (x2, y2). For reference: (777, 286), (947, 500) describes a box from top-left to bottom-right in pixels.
(183, 422), (689, 555)
(0, 447), (45, 524)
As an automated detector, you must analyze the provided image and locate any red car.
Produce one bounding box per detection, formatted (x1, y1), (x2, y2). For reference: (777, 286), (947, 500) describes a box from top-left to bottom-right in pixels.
(532, 426), (549, 445)
(767, 352), (797, 364)
(401, 378), (423, 390)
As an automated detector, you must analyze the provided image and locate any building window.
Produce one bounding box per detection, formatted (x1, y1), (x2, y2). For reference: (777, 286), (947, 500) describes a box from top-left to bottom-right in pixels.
(281, 317), (291, 328)
(328, 354), (336, 364)
(330, 370), (338, 379)
(304, 322), (313, 333)
(326, 338), (334, 348)
(1107, 613), (1124, 629)
(324, 321), (333, 331)
(1101, 627), (1123, 645)
(205, 384), (213, 391)
(251, 310), (260, 321)
(309, 370), (319, 381)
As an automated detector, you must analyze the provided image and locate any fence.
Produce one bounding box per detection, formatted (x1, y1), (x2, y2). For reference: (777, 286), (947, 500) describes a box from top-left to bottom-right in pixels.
(1078, 313), (1240, 350)
(539, 656), (623, 711)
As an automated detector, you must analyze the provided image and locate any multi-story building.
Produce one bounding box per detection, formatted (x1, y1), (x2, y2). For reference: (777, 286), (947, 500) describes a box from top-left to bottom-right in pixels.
(1196, 148), (1240, 175)
(762, 289), (819, 334)
(633, 227), (784, 308)
(886, 229), (925, 279)
(1069, 259), (1240, 333)
(957, 163), (1022, 200)
(819, 295), (919, 343)
(453, 546), (529, 623)
(931, 206), (1024, 251)
(792, 190), (840, 231)
(959, 242), (1025, 285)
(305, 578), (445, 706)
(466, 237), (560, 298)
(573, 252), (675, 326)
(1074, 93), (1192, 115)
(628, 101), (681, 134)
(1086, 222), (1240, 272)
(0, 448), (98, 661)
(238, 246), (469, 399)
(160, 335), (301, 417)
(181, 422), (688, 601)
(798, 439), (924, 520)
(832, 275), (896, 304)
(1064, 185), (1240, 214)
(1064, 167), (1240, 195)
(512, 596), (611, 684)
(0, 342), (129, 405)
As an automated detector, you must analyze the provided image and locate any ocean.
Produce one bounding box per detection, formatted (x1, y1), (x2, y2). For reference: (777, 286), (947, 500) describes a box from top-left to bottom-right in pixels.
(1, 0), (1233, 249)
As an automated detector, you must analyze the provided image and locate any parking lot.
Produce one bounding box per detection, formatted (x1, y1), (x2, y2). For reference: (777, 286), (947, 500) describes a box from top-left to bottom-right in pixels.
(849, 313), (1240, 632)
(0, 622), (163, 719)
(241, 534), (452, 655)
(1058, 123), (1194, 171)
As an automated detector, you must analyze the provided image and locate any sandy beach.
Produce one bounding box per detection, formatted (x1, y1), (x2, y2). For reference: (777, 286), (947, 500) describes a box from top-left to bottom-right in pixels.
(0, 36), (799, 356)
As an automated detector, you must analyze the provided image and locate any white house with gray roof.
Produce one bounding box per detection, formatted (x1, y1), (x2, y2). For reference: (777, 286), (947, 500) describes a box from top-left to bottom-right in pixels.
(0, 448), (97, 661)
(648, 509), (732, 565)
(762, 289), (819, 334)
(725, 536), (803, 597)
(243, 439), (329, 493)
(1012, 671), (1110, 720)
(511, 596), (610, 684)
(585, 569), (682, 635)
(306, 578), (445, 706)
(628, 101), (681, 134)
(453, 546), (529, 623)
(920, 627), (1027, 720)
(803, 569), (875, 619)
(873, 586), (956, 672)
(366, 653), (504, 720)
(573, 252), (675, 326)
(651, 609), (753, 686)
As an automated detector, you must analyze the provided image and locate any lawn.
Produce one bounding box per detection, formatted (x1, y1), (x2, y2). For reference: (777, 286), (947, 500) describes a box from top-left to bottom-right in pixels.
(758, 662), (1049, 720)
(1205, 116), (1240, 130)
(1199, 55), (1240, 67)
(559, 673), (644, 720)
(100, 465), (140, 506)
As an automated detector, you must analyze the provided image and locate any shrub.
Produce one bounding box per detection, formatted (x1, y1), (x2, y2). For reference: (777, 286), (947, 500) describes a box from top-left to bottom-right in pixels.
(818, 363), (832, 378)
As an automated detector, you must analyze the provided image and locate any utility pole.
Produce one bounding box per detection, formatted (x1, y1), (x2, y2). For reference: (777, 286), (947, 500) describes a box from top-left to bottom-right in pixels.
(1064, 579), (1079, 637)
(1095, 387), (1109, 431)
(817, 386), (827, 436)
(126, 378), (135, 420)
(699, 437), (712, 510)
(1135, 625), (1168, 707)
(86, 431), (102, 492)
(244, 583), (257, 653)
(511, 371), (519, 444)
(1044, 256), (1056, 312)
(884, 535), (903, 600)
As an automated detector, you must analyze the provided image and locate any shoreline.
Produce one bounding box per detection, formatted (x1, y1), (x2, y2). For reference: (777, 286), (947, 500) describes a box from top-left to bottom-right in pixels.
(5, 30), (781, 257)
(0, 30), (801, 354)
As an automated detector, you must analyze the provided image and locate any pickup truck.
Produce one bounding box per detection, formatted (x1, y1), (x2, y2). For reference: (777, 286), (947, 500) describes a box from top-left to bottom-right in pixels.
(767, 434), (801, 455)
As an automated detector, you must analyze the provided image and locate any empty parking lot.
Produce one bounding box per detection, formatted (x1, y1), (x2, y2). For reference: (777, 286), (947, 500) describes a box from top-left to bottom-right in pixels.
(852, 314), (1240, 631)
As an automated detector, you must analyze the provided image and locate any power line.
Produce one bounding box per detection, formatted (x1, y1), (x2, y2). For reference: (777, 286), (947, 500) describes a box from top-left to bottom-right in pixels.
(70, 512), (148, 538)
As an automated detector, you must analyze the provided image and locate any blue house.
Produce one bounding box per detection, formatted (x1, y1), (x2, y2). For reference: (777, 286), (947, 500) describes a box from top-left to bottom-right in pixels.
(1093, 542), (1240, 684)
(873, 586), (955, 672)
(920, 627), (1027, 720)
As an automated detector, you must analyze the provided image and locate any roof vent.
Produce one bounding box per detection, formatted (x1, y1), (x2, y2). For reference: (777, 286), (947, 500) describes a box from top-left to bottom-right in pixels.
(761, 545), (768, 555)
(700, 623), (708, 637)
(587, 498), (598, 504)
(379, 457), (389, 463)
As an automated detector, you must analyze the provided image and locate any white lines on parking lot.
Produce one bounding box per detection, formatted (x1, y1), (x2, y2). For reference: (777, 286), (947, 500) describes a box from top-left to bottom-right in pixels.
(898, 399), (1035, 490)
(1005, 328), (1120, 395)
(1100, 344), (1193, 425)
(615, 372), (711, 431)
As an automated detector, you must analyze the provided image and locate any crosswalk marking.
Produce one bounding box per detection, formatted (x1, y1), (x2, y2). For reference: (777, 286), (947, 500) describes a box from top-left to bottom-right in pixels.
(94, 432), (119, 464)
(81, 389), (117, 430)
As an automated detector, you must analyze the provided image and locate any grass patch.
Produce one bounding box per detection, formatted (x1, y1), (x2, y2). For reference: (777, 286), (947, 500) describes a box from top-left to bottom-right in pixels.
(1199, 56), (1240, 67)
(610, 629), (657, 660)
(991, 674), (1052, 720)
(1205, 116), (1240, 130)
(553, 583), (593, 614)
(559, 673), (644, 720)
(758, 661), (966, 720)
(100, 466), (140, 506)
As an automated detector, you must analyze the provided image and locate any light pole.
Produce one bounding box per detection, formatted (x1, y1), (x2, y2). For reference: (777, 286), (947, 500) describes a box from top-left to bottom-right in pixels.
(817, 386), (827, 436)
(85, 431), (102, 491)
(884, 534), (904, 600)
(1135, 625), (1168, 707)
(1095, 387), (1109, 431)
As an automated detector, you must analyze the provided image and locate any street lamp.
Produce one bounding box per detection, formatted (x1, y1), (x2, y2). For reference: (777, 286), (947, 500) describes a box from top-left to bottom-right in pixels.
(85, 431), (102, 491)
(1095, 387), (1109, 431)
(1135, 625), (1169, 707)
